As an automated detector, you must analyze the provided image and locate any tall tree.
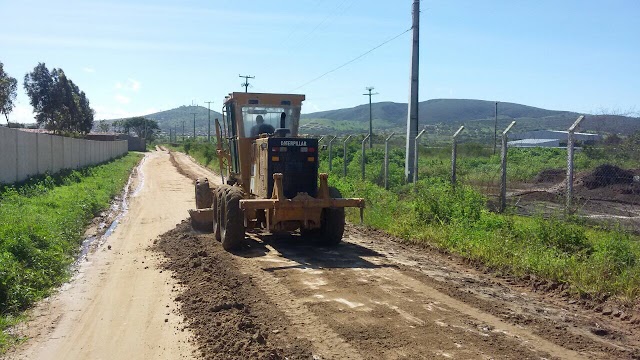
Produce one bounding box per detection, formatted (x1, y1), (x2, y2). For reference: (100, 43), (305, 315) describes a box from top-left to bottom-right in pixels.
(24, 63), (94, 134)
(24, 63), (54, 128)
(123, 117), (160, 141)
(0, 61), (18, 123)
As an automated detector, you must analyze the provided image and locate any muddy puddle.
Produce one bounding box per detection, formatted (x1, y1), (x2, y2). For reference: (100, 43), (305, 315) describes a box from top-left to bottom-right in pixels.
(75, 155), (147, 265)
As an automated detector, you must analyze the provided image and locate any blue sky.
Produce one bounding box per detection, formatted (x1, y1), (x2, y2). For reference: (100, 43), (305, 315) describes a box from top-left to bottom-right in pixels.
(1, 0), (638, 123)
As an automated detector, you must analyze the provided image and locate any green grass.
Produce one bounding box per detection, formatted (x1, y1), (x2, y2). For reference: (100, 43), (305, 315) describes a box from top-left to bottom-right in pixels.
(165, 140), (220, 171)
(0, 153), (143, 352)
(327, 173), (640, 303)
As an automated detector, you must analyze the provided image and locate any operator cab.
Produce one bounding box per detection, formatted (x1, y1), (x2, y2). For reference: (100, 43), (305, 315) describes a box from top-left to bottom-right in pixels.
(221, 93), (314, 199)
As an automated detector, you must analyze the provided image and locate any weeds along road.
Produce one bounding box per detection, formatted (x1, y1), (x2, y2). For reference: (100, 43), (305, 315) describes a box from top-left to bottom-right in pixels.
(6, 147), (640, 359)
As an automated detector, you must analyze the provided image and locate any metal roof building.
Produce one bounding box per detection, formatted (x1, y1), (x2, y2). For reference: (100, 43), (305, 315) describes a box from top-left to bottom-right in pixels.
(508, 138), (560, 148)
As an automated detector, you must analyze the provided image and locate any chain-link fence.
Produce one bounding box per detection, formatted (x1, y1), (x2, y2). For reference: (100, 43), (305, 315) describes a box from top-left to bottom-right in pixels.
(315, 116), (640, 232)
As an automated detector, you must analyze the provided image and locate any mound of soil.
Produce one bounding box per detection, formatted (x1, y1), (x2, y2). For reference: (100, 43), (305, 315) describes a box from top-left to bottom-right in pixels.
(535, 168), (565, 183)
(152, 221), (313, 360)
(580, 164), (634, 190)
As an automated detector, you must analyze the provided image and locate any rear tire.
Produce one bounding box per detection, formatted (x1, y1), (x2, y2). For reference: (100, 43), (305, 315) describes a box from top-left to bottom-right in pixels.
(309, 187), (345, 246)
(221, 187), (245, 251)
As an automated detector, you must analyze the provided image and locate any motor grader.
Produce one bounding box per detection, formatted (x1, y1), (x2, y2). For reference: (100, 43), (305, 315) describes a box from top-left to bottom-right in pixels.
(189, 92), (364, 250)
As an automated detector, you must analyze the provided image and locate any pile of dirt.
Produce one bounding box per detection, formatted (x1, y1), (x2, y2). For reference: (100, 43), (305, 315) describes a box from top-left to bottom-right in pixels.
(580, 164), (635, 190)
(534, 168), (565, 183)
(152, 221), (313, 360)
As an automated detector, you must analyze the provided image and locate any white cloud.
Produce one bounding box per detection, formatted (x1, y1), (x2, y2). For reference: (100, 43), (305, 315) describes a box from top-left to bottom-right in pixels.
(82, 67), (96, 73)
(115, 78), (141, 92)
(115, 94), (130, 104)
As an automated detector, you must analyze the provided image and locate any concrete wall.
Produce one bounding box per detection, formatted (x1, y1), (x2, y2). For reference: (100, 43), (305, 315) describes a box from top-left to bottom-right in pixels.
(0, 127), (129, 184)
(0, 127), (18, 184)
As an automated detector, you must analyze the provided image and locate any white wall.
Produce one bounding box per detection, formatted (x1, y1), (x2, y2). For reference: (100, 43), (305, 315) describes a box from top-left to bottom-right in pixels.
(0, 127), (129, 184)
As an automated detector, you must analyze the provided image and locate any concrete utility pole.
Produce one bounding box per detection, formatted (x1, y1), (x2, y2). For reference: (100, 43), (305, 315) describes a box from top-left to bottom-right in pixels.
(191, 112), (197, 140)
(405, 0), (420, 183)
(205, 101), (214, 142)
(239, 74), (255, 93)
(363, 87), (378, 149)
(493, 101), (498, 155)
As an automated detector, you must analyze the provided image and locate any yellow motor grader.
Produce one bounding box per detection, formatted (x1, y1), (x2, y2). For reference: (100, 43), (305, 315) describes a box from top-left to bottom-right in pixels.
(189, 92), (364, 250)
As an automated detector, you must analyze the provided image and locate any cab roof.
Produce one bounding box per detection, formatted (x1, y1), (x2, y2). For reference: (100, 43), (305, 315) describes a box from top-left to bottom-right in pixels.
(224, 92), (306, 107)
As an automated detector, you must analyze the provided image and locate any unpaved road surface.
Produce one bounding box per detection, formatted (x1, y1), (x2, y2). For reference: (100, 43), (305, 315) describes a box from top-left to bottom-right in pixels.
(6, 148), (640, 359)
(5, 149), (197, 359)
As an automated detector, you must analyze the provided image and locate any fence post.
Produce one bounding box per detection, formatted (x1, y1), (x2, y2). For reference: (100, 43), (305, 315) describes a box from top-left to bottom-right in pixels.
(343, 135), (352, 177)
(500, 121), (516, 212)
(328, 136), (337, 171)
(566, 115), (585, 212)
(361, 134), (370, 180)
(451, 126), (465, 185)
(384, 132), (395, 189)
(413, 128), (427, 183)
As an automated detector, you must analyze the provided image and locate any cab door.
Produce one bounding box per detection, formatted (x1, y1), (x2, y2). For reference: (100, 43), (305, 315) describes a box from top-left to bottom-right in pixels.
(225, 103), (240, 174)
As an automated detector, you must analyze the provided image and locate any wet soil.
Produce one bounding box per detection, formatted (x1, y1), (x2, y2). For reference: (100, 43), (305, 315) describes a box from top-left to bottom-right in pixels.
(153, 221), (313, 360)
(153, 219), (640, 359)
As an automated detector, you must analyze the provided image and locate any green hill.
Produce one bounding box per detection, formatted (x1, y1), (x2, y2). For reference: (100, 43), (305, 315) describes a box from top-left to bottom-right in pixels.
(300, 99), (640, 140)
(99, 105), (223, 137)
(100, 99), (639, 141)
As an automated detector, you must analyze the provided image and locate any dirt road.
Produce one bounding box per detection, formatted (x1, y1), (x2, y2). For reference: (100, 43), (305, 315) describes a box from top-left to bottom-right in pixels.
(6, 150), (197, 360)
(6, 148), (640, 359)
(161, 150), (640, 359)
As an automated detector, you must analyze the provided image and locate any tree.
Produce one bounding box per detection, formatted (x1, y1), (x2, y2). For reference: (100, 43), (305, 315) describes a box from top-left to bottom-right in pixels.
(23, 62), (94, 134)
(123, 117), (160, 141)
(98, 120), (110, 133)
(0, 61), (18, 123)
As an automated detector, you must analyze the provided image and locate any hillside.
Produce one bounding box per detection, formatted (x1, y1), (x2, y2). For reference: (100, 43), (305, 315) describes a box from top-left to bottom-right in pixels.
(100, 99), (639, 141)
(300, 99), (640, 139)
(99, 105), (223, 136)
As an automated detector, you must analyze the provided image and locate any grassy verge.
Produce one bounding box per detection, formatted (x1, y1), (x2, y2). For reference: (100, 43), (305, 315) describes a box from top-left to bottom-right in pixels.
(165, 141), (219, 171)
(331, 175), (640, 303)
(0, 153), (143, 352)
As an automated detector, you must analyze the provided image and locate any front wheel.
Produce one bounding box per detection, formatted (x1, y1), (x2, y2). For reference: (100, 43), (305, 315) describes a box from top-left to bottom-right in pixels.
(220, 187), (245, 251)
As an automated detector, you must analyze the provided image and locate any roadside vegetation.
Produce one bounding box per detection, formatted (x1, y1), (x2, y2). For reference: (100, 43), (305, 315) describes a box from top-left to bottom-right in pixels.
(321, 137), (640, 303)
(0, 153), (142, 351)
(167, 136), (640, 304)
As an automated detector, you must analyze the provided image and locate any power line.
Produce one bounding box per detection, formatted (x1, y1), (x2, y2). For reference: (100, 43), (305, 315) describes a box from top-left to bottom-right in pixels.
(290, 27), (412, 92)
(290, 0), (353, 49)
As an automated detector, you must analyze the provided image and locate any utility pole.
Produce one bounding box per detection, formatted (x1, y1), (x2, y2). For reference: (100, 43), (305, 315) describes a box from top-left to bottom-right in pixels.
(363, 87), (378, 149)
(205, 101), (214, 142)
(493, 101), (498, 155)
(405, 0), (420, 183)
(191, 112), (197, 140)
(182, 121), (185, 142)
(239, 74), (255, 93)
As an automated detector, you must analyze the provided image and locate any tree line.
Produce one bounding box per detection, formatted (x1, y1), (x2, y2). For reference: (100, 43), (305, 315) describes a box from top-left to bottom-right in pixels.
(0, 61), (95, 135)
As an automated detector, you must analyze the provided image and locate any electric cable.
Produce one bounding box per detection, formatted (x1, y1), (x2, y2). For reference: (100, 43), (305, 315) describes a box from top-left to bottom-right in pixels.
(289, 26), (412, 92)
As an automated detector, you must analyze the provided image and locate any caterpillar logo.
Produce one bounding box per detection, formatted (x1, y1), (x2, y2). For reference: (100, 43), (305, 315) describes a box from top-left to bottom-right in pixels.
(280, 140), (307, 146)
